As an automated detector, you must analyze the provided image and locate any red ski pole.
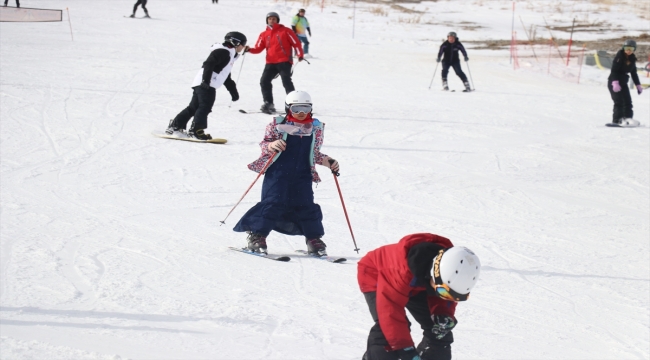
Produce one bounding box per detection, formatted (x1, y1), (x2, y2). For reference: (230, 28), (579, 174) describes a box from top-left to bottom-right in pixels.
(220, 154), (275, 225)
(329, 159), (360, 253)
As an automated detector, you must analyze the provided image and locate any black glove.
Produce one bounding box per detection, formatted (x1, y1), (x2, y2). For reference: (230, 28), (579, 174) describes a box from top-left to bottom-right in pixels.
(199, 81), (211, 90)
(464, 57), (469, 62)
(230, 89), (239, 102)
(431, 315), (456, 340)
(243, 46), (250, 53)
(308, 28), (312, 37)
(436, 58), (441, 63)
(298, 56), (304, 62)
(396, 347), (421, 360)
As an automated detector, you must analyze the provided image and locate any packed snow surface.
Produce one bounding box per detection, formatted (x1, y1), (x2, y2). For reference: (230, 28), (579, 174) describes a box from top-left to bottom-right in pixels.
(1, 0), (649, 359)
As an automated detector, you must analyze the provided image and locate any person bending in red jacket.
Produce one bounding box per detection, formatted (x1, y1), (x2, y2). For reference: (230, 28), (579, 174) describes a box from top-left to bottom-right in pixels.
(358, 233), (481, 360)
(246, 11), (304, 114)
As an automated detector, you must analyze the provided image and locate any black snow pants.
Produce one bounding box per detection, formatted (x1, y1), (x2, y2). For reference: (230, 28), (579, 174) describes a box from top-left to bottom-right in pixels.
(171, 86), (216, 131)
(4, 0), (20, 7)
(133, 0), (148, 14)
(441, 60), (467, 83)
(362, 291), (452, 360)
(260, 62), (295, 105)
(608, 79), (633, 122)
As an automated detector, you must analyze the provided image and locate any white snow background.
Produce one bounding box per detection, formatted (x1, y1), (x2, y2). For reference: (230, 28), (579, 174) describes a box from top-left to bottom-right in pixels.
(1, 0), (649, 359)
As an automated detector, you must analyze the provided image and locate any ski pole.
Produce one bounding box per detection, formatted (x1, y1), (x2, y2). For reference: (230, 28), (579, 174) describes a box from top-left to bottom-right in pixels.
(229, 53), (246, 108)
(329, 159), (360, 254)
(465, 60), (475, 91)
(220, 154), (275, 225)
(428, 61), (440, 90)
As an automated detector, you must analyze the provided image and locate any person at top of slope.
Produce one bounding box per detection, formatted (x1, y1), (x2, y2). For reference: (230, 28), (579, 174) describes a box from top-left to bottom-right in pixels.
(291, 8), (312, 58)
(608, 39), (643, 125)
(358, 233), (481, 360)
(233, 91), (339, 257)
(245, 11), (304, 115)
(165, 32), (246, 140)
(436, 32), (470, 92)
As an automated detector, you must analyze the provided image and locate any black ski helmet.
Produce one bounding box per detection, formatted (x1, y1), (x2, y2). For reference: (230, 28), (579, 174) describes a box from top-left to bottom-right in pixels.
(448, 31), (457, 38)
(266, 11), (280, 23)
(623, 39), (636, 50)
(225, 31), (247, 47)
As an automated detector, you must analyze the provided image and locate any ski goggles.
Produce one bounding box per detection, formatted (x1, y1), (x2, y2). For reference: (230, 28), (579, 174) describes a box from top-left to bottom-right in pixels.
(289, 104), (312, 114)
(623, 46), (636, 52)
(430, 250), (470, 302)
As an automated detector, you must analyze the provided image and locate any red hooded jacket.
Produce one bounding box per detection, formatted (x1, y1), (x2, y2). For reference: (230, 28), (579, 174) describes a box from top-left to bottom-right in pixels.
(357, 233), (457, 350)
(248, 24), (304, 64)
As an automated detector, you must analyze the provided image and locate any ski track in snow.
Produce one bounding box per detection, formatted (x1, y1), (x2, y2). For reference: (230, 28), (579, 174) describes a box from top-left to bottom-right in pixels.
(1, 0), (649, 359)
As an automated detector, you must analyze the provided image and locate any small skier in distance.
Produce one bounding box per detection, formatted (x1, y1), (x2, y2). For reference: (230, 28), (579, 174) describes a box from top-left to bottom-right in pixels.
(436, 32), (471, 92)
(608, 39), (643, 125)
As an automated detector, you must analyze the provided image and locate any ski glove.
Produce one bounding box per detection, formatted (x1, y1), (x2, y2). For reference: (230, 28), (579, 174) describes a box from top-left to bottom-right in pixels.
(436, 57), (441, 63)
(464, 57), (469, 61)
(308, 28), (312, 37)
(199, 81), (211, 90)
(268, 139), (286, 152)
(396, 347), (421, 360)
(637, 84), (643, 95)
(324, 157), (339, 173)
(431, 315), (457, 340)
(611, 81), (621, 93)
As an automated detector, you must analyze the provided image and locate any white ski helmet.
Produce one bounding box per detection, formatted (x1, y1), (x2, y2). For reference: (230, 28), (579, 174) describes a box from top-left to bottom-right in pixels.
(285, 90), (312, 114)
(431, 246), (481, 301)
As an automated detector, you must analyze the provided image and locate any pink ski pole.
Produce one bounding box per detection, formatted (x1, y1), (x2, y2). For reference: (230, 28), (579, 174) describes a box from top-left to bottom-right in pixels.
(220, 155), (275, 225)
(329, 159), (360, 253)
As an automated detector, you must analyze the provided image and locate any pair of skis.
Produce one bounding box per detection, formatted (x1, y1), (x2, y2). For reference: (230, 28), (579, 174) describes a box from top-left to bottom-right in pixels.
(228, 247), (346, 263)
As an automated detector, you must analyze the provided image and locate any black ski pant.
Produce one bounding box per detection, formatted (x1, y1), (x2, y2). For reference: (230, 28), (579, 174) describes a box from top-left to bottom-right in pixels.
(133, 0), (148, 14)
(260, 62), (295, 105)
(4, 0), (20, 7)
(362, 291), (452, 360)
(608, 79), (633, 122)
(441, 60), (467, 83)
(172, 86), (216, 131)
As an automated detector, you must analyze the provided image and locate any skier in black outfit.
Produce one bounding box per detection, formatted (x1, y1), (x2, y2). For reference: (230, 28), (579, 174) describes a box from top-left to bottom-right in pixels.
(129, 0), (149, 18)
(3, 0), (20, 7)
(608, 39), (643, 124)
(436, 32), (470, 92)
(166, 32), (247, 140)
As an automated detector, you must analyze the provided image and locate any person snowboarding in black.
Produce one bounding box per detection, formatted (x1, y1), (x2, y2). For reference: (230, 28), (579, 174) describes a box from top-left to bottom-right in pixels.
(3, 0), (20, 7)
(129, 0), (149, 18)
(165, 32), (247, 140)
(608, 39), (643, 125)
(436, 32), (470, 92)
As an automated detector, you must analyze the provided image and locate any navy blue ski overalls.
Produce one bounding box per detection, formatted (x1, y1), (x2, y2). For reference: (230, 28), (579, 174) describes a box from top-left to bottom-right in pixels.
(233, 133), (324, 238)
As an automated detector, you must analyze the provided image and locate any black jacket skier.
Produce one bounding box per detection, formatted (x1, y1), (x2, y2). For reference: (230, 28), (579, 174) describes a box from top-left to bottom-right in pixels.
(436, 32), (470, 91)
(607, 41), (643, 124)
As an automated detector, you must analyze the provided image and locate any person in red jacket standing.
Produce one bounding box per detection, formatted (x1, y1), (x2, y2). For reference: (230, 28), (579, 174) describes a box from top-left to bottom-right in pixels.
(246, 11), (304, 114)
(357, 233), (481, 360)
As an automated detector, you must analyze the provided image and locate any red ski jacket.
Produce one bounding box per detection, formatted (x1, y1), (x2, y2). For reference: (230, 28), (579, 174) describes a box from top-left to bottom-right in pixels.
(248, 24), (304, 64)
(357, 233), (457, 350)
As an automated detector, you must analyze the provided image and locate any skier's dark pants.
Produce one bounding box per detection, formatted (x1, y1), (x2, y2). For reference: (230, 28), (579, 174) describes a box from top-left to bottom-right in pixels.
(441, 60), (467, 82)
(608, 79), (633, 122)
(234, 134), (324, 239)
(133, 0), (148, 14)
(172, 86), (216, 131)
(4, 0), (20, 6)
(260, 62), (295, 104)
(363, 291), (452, 360)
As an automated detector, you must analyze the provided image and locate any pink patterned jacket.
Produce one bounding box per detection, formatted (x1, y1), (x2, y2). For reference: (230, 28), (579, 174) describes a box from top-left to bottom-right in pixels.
(247, 116), (329, 183)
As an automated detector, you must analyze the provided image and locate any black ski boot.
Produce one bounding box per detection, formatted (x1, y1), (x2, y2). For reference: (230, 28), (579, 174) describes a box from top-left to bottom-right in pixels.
(188, 126), (212, 140)
(246, 232), (268, 254)
(442, 79), (449, 91)
(144, 10), (150, 18)
(165, 119), (185, 136)
(260, 102), (276, 115)
(463, 81), (471, 92)
(306, 237), (327, 257)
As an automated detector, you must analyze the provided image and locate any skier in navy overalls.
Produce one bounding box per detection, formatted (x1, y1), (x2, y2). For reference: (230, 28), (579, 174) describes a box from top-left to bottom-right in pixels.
(233, 91), (339, 257)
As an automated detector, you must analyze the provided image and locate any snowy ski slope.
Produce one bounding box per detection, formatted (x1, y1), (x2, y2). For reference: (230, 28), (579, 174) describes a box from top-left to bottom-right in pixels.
(1, 0), (649, 359)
